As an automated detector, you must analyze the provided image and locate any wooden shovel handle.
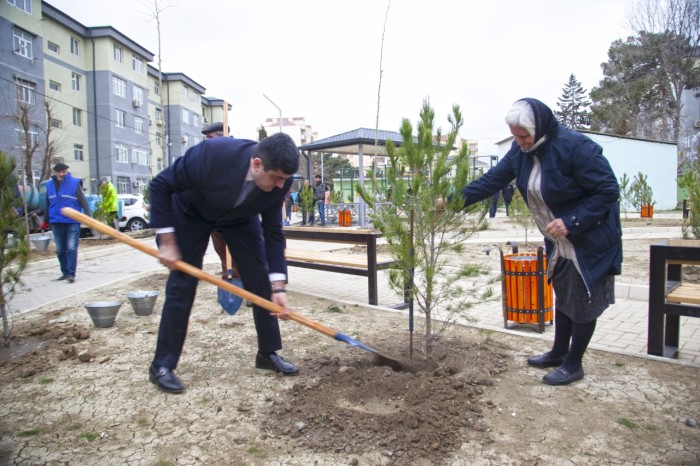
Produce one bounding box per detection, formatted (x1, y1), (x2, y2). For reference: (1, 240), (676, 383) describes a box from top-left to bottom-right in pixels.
(61, 207), (338, 338)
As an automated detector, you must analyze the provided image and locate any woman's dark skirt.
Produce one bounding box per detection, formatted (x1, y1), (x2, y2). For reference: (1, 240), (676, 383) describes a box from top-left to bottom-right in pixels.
(551, 258), (615, 324)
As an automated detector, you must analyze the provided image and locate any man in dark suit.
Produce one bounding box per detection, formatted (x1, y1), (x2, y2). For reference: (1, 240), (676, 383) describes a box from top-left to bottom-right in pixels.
(148, 133), (300, 394)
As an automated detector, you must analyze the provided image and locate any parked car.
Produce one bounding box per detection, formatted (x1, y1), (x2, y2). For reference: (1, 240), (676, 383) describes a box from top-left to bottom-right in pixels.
(118, 194), (150, 231)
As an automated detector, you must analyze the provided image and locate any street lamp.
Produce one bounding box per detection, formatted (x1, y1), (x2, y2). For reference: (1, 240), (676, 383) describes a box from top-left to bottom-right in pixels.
(262, 93), (283, 134)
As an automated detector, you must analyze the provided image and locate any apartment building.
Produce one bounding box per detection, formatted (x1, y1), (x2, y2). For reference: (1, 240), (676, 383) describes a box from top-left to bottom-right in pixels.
(0, 0), (230, 194)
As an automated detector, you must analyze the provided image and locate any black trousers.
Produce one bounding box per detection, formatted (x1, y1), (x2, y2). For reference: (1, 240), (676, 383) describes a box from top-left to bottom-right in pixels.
(152, 210), (282, 370)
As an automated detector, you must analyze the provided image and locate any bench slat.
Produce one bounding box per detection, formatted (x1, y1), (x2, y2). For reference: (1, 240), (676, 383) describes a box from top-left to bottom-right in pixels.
(285, 249), (395, 268)
(667, 283), (700, 305)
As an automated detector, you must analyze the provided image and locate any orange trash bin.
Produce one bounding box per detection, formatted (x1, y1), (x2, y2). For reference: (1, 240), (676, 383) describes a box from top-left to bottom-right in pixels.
(500, 246), (553, 333)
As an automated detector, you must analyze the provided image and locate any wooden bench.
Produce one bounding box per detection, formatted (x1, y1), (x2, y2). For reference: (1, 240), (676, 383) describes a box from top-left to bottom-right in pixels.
(647, 239), (700, 358)
(283, 226), (398, 306)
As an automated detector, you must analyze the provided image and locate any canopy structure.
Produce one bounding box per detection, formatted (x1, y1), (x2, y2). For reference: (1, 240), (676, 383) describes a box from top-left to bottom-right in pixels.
(298, 127), (407, 227)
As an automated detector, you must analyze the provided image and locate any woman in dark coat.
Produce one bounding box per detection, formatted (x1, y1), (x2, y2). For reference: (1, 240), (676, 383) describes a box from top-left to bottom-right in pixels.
(459, 98), (622, 385)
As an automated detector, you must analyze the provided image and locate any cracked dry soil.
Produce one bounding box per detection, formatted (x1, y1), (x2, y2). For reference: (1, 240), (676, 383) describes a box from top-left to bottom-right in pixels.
(1, 261), (699, 465)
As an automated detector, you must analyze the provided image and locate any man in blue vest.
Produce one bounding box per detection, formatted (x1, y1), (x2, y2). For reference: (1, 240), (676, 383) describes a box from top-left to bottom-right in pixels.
(45, 162), (90, 283)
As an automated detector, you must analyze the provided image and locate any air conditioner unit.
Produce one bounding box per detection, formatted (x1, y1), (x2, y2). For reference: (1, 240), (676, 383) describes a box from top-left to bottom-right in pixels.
(181, 137), (187, 144)
(203, 117), (208, 123)
(694, 120), (700, 129)
(148, 118), (153, 126)
(132, 180), (141, 188)
(156, 118), (164, 126)
(133, 100), (142, 108)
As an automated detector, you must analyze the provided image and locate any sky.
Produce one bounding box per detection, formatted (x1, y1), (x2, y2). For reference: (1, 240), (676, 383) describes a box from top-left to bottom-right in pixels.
(46, 0), (633, 152)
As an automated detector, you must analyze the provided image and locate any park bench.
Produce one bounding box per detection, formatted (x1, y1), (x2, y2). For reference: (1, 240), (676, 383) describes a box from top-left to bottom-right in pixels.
(647, 239), (700, 358)
(283, 226), (399, 306)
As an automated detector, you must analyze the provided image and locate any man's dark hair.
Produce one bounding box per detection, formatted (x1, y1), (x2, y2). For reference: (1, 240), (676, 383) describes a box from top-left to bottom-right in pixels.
(315, 175), (321, 180)
(255, 133), (299, 175)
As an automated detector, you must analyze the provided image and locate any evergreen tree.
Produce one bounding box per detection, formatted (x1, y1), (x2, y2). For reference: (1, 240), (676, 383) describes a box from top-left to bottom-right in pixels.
(555, 74), (591, 129)
(359, 100), (494, 358)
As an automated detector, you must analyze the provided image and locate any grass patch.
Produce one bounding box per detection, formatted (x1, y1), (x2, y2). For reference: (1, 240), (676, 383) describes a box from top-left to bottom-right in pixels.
(38, 377), (54, 385)
(326, 305), (343, 313)
(247, 446), (267, 459)
(17, 429), (39, 437)
(617, 418), (638, 429)
(79, 432), (97, 442)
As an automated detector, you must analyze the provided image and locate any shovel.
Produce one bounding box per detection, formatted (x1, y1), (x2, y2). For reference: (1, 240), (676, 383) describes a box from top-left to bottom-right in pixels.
(62, 207), (403, 370)
(217, 248), (244, 315)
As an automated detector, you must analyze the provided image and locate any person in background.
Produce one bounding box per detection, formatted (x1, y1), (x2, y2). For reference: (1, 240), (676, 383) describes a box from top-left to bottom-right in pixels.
(313, 174), (326, 226)
(456, 98), (621, 386)
(45, 163), (91, 283)
(283, 188), (293, 226)
(501, 183), (515, 216)
(489, 191), (500, 218)
(202, 122), (241, 281)
(148, 133), (301, 394)
(97, 177), (119, 230)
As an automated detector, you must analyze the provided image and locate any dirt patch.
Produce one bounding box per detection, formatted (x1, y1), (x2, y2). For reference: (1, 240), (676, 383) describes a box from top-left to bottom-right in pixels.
(0, 266), (698, 465)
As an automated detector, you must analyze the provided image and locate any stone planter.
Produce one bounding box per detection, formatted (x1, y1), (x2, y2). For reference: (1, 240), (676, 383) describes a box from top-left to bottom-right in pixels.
(84, 301), (122, 328)
(126, 291), (159, 316)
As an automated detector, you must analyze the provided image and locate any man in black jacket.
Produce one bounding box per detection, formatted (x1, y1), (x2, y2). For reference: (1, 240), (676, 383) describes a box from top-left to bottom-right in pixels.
(148, 133), (300, 394)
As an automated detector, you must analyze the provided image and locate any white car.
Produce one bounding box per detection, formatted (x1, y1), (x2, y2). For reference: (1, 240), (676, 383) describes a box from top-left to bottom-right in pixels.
(118, 194), (150, 231)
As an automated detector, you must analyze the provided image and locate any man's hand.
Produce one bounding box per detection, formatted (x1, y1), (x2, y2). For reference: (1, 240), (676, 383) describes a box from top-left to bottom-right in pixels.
(271, 281), (291, 320)
(156, 232), (182, 269)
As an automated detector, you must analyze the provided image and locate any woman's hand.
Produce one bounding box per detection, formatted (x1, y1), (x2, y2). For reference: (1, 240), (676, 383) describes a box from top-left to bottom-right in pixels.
(545, 218), (569, 238)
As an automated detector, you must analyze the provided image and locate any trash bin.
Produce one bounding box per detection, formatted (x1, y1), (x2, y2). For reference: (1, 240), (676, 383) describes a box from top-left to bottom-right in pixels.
(498, 245), (553, 333)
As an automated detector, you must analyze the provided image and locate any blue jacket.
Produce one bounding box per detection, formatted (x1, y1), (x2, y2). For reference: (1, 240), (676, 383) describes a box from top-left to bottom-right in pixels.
(461, 125), (622, 290)
(46, 173), (84, 224)
(149, 136), (292, 276)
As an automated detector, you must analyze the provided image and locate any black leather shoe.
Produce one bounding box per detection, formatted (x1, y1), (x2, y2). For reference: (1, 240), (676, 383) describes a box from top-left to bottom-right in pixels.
(149, 365), (184, 393)
(55, 275), (67, 281)
(543, 366), (584, 386)
(527, 351), (567, 368)
(66, 275), (75, 283)
(255, 352), (299, 376)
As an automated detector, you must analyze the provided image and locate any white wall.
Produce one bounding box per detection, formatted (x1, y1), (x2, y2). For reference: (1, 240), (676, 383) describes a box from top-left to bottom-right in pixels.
(494, 132), (678, 210)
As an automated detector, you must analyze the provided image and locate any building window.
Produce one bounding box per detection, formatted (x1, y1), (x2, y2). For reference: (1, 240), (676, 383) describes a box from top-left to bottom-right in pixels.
(115, 109), (126, 128)
(49, 80), (60, 92)
(132, 55), (143, 73)
(155, 132), (161, 144)
(50, 119), (62, 129)
(155, 108), (163, 120)
(8, 0), (32, 13)
(47, 41), (59, 54)
(116, 176), (130, 194)
(133, 148), (148, 165)
(157, 158), (162, 172)
(153, 83), (160, 96)
(115, 144), (129, 163)
(181, 108), (189, 124)
(70, 36), (79, 55)
(71, 73), (81, 91)
(72, 108), (82, 126)
(181, 87), (188, 98)
(134, 117), (144, 134)
(182, 134), (189, 146)
(114, 44), (122, 63)
(15, 78), (35, 104)
(13, 28), (33, 59)
(193, 136), (200, 145)
(192, 114), (199, 127)
(132, 86), (143, 106)
(15, 126), (38, 149)
(112, 76), (126, 97)
(74, 144), (84, 161)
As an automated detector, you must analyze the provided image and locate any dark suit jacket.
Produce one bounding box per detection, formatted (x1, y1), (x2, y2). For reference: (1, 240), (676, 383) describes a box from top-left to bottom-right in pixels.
(149, 136), (292, 276)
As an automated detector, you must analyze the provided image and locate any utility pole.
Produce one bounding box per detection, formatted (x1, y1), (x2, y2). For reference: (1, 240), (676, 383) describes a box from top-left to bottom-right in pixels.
(262, 93), (283, 134)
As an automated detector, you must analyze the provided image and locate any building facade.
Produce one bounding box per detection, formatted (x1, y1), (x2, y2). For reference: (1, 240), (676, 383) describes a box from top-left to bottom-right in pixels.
(0, 0), (230, 194)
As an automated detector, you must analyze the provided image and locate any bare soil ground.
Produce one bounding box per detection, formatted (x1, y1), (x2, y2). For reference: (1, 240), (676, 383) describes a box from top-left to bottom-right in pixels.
(2, 216), (698, 465)
(1, 265), (699, 465)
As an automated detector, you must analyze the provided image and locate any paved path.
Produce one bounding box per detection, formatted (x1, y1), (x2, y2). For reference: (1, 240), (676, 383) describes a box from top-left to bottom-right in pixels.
(11, 212), (700, 367)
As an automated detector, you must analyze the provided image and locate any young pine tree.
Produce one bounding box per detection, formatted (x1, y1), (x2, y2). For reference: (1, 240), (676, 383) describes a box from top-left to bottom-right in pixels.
(359, 100), (493, 358)
(556, 74), (592, 129)
(0, 152), (29, 344)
